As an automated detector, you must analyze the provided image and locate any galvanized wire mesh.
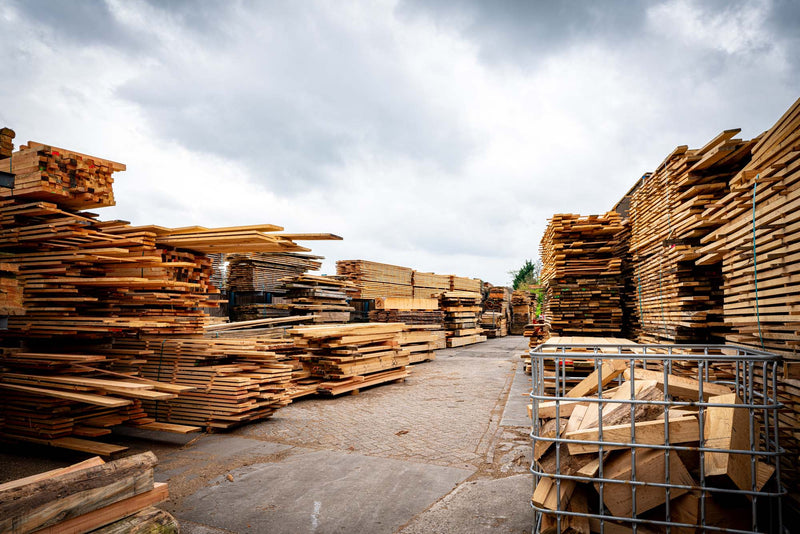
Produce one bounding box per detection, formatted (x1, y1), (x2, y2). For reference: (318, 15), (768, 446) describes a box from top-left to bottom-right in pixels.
(530, 343), (784, 533)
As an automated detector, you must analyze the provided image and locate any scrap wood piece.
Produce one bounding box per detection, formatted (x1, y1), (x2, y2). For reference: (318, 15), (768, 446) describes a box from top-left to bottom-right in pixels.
(704, 393), (765, 492)
(577, 380), (663, 431)
(32, 483), (169, 534)
(538, 486), (590, 534)
(0, 456), (105, 493)
(534, 418), (568, 460)
(597, 448), (695, 517)
(565, 415), (699, 455)
(566, 359), (628, 398)
(0, 451), (157, 533)
(622, 368), (732, 401)
(532, 475), (576, 511)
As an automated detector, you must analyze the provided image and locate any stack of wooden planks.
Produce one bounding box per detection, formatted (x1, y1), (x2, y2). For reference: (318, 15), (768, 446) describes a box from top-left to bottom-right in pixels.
(510, 290), (532, 335)
(694, 98), (800, 493)
(440, 291), (486, 347)
(336, 260), (413, 298)
(275, 274), (354, 323)
(482, 286), (511, 338)
(0, 260), (23, 316)
(105, 337), (293, 430)
(412, 271), (450, 298)
(450, 275), (482, 292)
(522, 320), (550, 349)
(0, 202), (218, 337)
(0, 141), (125, 209)
(532, 355), (777, 532)
(226, 252), (322, 293)
(628, 129), (756, 343)
(0, 453), (174, 534)
(368, 297), (444, 326)
(697, 97), (800, 356)
(614, 217), (640, 340)
(0, 349), (198, 455)
(398, 325), (444, 363)
(0, 127), (13, 158)
(289, 323), (410, 396)
(540, 212), (625, 336)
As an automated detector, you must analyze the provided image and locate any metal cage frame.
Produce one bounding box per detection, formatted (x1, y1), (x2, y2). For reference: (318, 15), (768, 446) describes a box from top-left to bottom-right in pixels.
(529, 342), (785, 533)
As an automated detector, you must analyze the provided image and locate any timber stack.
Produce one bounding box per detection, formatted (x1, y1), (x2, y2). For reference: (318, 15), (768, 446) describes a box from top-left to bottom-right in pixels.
(289, 323), (410, 396)
(695, 97), (800, 490)
(481, 286), (510, 338)
(226, 252), (323, 321)
(450, 275), (482, 292)
(0, 141), (123, 209)
(0, 349), (197, 456)
(336, 260), (413, 298)
(0, 452), (175, 534)
(412, 271), (450, 298)
(628, 129), (755, 343)
(0, 137), (339, 447)
(440, 290), (486, 347)
(540, 212), (625, 336)
(510, 290), (532, 335)
(369, 296), (444, 326)
(105, 338), (293, 430)
(0, 127), (13, 158)
(260, 274), (354, 323)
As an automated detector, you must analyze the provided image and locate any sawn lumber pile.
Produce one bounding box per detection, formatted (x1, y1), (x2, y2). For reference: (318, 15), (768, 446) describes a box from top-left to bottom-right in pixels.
(0, 260), (23, 316)
(0, 127), (14, 158)
(0, 452), (174, 534)
(336, 260), (413, 298)
(540, 212), (625, 336)
(0, 141), (125, 209)
(289, 323), (410, 396)
(272, 274), (354, 323)
(104, 337), (293, 429)
(412, 271), (450, 298)
(511, 290), (532, 335)
(368, 297), (444, 326)
(695, 98), (800, 491)
(532, 357), (778, 532)
(698, 97), (800, 357)
(440, 291), (486, 347)
(0, 349), (197, 456)
(629, 129), (756, 343)
(226, 252), (322, 293)
(482, 286), (510, 338)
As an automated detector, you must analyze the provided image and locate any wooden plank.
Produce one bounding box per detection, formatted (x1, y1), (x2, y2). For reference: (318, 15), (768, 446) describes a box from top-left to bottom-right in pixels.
(566, 359), (627, 398)
(32, 483), (168, 534)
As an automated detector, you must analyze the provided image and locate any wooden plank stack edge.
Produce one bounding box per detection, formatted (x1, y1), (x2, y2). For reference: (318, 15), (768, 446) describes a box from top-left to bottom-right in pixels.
(540, 212), (625, 336)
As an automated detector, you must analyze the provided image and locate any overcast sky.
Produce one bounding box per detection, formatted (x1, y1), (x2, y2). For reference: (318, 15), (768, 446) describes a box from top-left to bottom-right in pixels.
(0, 0), (797, 285)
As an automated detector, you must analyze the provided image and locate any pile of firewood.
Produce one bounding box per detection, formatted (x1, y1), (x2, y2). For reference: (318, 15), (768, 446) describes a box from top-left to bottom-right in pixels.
(532, 357), (779, 532)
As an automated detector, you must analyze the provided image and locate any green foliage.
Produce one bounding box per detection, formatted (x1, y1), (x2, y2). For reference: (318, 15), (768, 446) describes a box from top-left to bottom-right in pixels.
(509, 259), (545, 316)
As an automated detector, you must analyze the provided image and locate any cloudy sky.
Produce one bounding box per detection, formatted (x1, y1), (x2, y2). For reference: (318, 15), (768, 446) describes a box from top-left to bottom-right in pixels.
(0, 0), (797, 285)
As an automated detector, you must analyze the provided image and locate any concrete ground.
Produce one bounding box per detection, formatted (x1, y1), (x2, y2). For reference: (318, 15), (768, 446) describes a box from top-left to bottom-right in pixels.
(0, 336), (534, 534)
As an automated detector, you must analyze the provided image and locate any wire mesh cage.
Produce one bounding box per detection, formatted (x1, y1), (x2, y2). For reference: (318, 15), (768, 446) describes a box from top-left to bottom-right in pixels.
(529, 343), (784, 533)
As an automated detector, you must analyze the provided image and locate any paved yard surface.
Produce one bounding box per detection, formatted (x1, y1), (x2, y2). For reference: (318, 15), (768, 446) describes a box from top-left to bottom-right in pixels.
(0, 336), (534, 533)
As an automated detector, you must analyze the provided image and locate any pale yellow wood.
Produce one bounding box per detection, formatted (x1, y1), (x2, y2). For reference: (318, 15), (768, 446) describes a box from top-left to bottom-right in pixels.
(623, 368), (732, 400)
(704, 393), (756, 491)
(566, 359), (628, 398)
(566, 415), (699, 454)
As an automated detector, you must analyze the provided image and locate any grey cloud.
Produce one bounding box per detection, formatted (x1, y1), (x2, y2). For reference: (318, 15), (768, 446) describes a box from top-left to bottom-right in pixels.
(113, 3), (476, 194)
(397, 0), (649, 65)
(8, 0), (151, 52)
